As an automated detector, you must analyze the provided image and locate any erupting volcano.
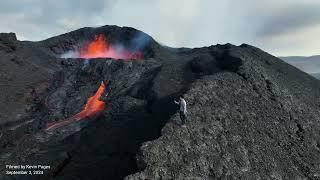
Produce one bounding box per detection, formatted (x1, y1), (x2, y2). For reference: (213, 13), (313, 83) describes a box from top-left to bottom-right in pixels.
(3, 25), (320, 180)
(45, 81), (106, 131)
(78, 34), (143, 60)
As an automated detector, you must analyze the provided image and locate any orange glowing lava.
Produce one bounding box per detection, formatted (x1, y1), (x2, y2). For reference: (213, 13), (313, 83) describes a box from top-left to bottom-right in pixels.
(45, 81), (106, 131)
(79, 34), (143, 60)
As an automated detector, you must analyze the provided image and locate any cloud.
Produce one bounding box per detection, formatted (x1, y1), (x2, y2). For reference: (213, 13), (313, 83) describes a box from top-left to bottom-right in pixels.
(256, 4), (320, 37)
(0, 0), (319, 56)
(0, 0), (113, 40)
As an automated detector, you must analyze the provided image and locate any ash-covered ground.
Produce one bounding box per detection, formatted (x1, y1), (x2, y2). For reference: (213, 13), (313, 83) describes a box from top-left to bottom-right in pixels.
(0, 25), (320, 180)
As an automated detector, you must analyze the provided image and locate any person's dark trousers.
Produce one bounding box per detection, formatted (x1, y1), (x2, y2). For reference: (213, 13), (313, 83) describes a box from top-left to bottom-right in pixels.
(179, 111), (186, 124)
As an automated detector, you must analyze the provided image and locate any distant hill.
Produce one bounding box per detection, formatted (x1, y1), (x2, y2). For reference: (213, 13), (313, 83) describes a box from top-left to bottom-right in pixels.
(280, 56), (320, 79)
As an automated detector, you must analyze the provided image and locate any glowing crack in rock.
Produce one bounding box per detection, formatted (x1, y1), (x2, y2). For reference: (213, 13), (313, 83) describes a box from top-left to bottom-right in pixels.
(45, 81), (106, 131)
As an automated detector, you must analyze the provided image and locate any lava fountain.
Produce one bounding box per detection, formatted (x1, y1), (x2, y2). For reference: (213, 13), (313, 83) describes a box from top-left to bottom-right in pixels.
(45, 81), (106, 131)
(78, 34), (143, 59)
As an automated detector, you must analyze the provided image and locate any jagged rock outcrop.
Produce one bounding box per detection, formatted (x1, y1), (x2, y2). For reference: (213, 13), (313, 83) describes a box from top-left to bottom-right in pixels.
(0, 32), (59, 126)
(0, 26), (320, 180)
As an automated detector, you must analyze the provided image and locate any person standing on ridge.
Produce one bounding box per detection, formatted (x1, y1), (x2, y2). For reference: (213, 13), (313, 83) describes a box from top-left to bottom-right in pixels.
(174, 95), (187, 125)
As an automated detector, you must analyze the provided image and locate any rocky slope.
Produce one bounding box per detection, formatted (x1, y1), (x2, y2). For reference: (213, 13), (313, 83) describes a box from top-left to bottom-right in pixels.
(127, 45), (320, 179)
(0, 25), (320, 180)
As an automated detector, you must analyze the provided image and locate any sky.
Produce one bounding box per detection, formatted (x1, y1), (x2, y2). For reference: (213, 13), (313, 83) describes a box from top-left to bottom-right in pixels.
(0, 0), (319, 56)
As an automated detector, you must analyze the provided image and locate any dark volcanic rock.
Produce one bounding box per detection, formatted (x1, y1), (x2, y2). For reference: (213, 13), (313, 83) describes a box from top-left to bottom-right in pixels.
(126, 44), (320, 179)
(0, 33), (17, 53)
(0, 26), (320, 180)
(0, 33), (59, 126)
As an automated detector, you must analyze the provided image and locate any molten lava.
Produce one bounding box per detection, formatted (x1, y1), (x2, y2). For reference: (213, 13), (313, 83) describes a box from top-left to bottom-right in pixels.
(79, 34), (143, 60)
(45, 81), (106, 131)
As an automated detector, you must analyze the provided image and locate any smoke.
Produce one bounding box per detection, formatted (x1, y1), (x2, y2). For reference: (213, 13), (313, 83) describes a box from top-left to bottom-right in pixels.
(60, 32), (150, 60)
(60, 50), (80, 59)
(129, 31), (151, 51)
(82, 59), (90, 70)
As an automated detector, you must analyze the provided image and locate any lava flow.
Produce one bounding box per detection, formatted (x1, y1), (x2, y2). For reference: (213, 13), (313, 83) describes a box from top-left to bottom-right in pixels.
(45, 81), (106, 131)
(79, 34), (143, 60)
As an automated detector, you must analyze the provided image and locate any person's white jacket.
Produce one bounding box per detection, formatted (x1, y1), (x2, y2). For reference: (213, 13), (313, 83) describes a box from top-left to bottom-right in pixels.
(174, 98), (187, 114)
